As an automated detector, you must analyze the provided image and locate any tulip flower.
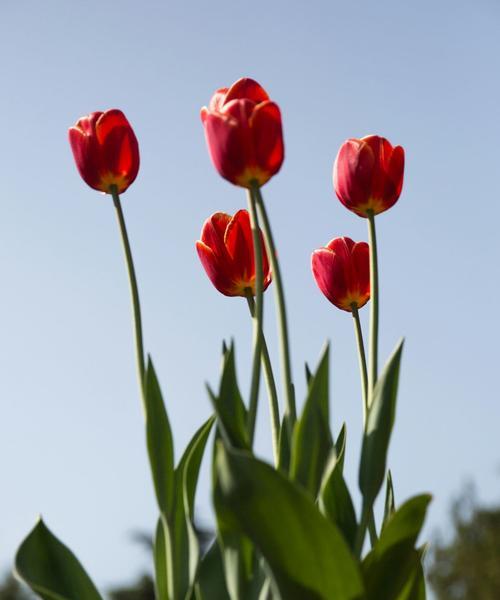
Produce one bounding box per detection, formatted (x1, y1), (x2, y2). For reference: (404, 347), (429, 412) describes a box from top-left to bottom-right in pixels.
(196, 210), (271, 297)
(311, 237), (370, 311)
(200, 78), (284, 188)
(333, 135), (404, 217)
(69, 109), (140, 194)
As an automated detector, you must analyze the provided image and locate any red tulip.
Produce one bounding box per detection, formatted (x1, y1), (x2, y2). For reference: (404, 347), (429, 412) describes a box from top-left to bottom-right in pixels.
(333, 135), (404, 217)
(311, 237), (370, 312)
(69, 109), (140, 194)
(196, 210), (271, 297)
(200, 78), (284, 188)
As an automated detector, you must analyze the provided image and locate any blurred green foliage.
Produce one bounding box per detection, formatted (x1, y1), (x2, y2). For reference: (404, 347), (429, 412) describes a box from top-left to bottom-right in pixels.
(428, 485), (500, 599)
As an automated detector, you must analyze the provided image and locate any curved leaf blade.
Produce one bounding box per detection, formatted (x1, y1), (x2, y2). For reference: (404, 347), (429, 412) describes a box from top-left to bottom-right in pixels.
(15, 518), (103, 600)
(359, 339), (404, 505)
(215, 443), (363, 600)
(319, 452), (358, 551)
(291, 345), (333, 497)
(145, 357), (175, 515)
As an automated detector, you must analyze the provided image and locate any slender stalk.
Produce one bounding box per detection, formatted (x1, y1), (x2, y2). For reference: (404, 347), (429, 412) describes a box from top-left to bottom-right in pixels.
(351, 304), (368, 423)
(246, 294), (280, 464)
(252, 184), (296, 438)
(367, 211), (379, 404)
(111, 186), (146, 402)
(351, 303), (378, 547)
(354, 502), (370, 558)
(246, 189), (264, 445)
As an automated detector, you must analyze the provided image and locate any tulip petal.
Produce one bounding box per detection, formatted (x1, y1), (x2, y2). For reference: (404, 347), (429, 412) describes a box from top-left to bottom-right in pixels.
(209, 88), (229, 112)
(224, 78), (269, 105)
(68, 126), (102, 190)
(312, 248), (349, 310)
(200, 212), (232, 260)
(202, 113), (253, 185)
(224, 210), (254, 278)
(351, 242), (370, 307)
(196, 241), (239, 297)
(250, 101), (284, 178)
(95, 110), (131, 145)
(334, 139), (375, 214)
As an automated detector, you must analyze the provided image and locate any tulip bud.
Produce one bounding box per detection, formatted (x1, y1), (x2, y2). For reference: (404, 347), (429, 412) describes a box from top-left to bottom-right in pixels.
(69, 109), (140, 194)
(311, 237), (370, 311)
(196, 210), (272, 297)
(333, 135), (404, 217)
(201, 78), (284, 188)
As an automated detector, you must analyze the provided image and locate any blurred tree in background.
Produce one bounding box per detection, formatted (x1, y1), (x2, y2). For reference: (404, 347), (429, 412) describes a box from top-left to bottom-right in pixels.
(428, 485), (500, 599)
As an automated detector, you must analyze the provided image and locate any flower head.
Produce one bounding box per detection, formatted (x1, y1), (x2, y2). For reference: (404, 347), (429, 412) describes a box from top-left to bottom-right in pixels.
(333, 135), (404, 217)
(201, 78), (284, 188)
(196, 210), (271, 297)
(69, 109), (140, 194)
(311, 237), (370, 311)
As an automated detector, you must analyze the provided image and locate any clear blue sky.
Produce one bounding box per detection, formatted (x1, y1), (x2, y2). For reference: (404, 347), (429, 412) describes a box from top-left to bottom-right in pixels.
(1, 0), (499, 592)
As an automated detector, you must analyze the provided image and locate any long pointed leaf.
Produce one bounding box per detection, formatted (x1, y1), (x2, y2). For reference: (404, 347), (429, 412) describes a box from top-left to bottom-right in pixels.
(145, 357), (175, 515)
(359, 339), (404, 505)
(290, 345), (333, 497)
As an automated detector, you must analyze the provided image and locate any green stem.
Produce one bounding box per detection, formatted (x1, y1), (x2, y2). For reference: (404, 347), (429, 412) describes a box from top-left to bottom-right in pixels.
(352, 304), (378, 547)
(246, 189), (264, 446)
(351, 305), (368, 423)
(111, 186), (146, 402)
(246, 294), (280, 464)
(367, 211), (379, 404)
(252, 184), (296, 440)
(354, 502), (370, 558)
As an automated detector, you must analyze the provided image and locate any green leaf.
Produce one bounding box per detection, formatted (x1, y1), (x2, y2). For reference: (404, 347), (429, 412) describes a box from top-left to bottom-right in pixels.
(359, 339), (404, 505)
(382, 470), (396, 531)
(290, 344), (333, 497)
(376, 494), (431, 555)
(305, 362), (312, 386)
(215, 443), (364, 600)
(195, 541), (230, 600)
(154, 517), (169, 600)
(179, 416), (216, 594)
(145, 357), (175, 515)
(163, 416), (215, 600)
(207, 343), (249, 450)
(181, 416), (216, 519)
(362, 495), (431, 600)
(277, 415), (291, 473)
(15, 518), (103, 600)
(319, 451), (357, 551)
(335, 423), (347, 473)
(396, 557), (426, 600)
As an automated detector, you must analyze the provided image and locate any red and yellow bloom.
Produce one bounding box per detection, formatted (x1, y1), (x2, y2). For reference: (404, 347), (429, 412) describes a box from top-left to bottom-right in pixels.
(69, 109), (140, 194)
(333, 135), (404, 217)
(196, 210), (271, 297)
(311, 237), (370, 311)
(201, 78), (284, 188)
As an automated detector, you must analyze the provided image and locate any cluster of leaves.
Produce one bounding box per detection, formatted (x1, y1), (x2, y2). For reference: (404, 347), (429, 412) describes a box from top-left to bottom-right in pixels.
(13, 338), (430, 599)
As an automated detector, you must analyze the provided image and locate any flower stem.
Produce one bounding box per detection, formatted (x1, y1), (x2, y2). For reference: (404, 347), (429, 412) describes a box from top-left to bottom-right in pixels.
(354, 502), (370, 558)
(246, 294), (280, 464)
(367, 211), (379, 404)
(252, 184), (296, 439)
(110, 186), (146, 402)
(246, 188), (264, 446)
(351, 303), (378, 547)
(351, 304), (368, 423)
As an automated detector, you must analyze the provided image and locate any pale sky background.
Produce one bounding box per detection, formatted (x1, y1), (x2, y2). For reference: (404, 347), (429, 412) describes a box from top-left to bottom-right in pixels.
(0, 0), (499, 595)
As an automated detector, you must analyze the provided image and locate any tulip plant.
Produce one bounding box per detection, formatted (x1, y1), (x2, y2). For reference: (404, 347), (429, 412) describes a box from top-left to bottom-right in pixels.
(14, 78), (430, 600)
